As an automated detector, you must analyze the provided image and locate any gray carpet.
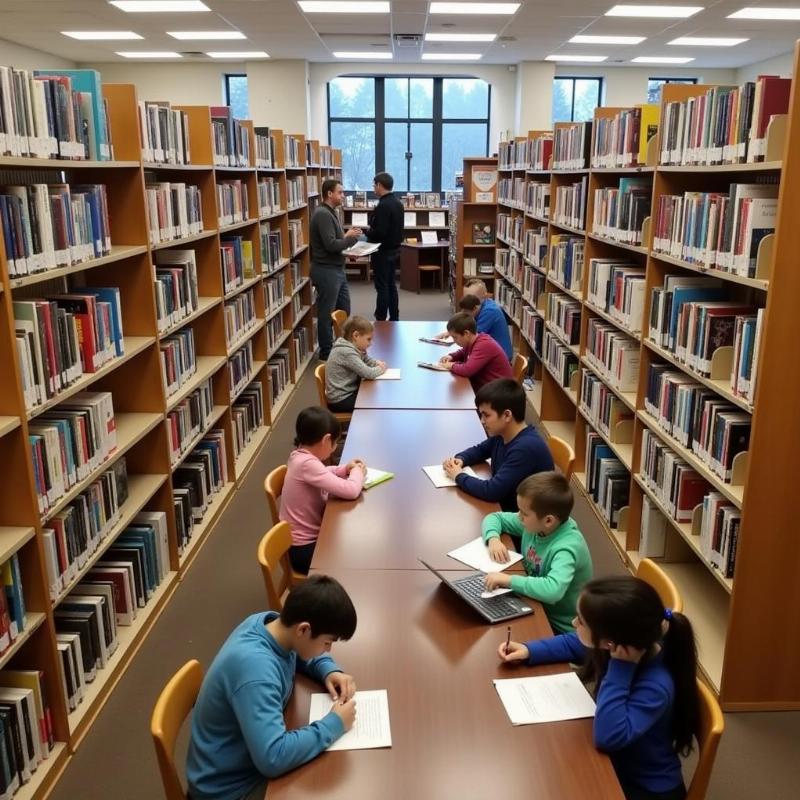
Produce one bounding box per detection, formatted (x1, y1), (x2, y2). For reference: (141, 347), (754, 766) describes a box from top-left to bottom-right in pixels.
(50, 280), (800, 800)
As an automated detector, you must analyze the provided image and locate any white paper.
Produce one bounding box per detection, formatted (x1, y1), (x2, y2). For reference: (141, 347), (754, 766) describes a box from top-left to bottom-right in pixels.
(493, 672), (596, 726)
(364, 468), (393, 489)
(343, 241), (380, 257)
(351, 212), (368, 226)
(421, 230), (438, 244)
(375, 369), (401, 380)
(309, 690), (392, 751)
(481, 587), (514, 599)
(429, 211), (446, 227)
(447, 536), (523, 573)
(422, 464), (478, 488)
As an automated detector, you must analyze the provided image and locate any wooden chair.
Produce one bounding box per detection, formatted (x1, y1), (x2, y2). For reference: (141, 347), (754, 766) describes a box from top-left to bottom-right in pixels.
(512, 353), (529, 385)
(637, 558), (684, 614)
(314, 363), (353, 424)
(547, 435), (575, 479)
(331, 309), (347, 340)
(264, 464), (287, 524)
(418, 263), (442, 292)
(257, 521), (305, 610)
(151, 659), (203, 800)
(686, 679), (725, 800)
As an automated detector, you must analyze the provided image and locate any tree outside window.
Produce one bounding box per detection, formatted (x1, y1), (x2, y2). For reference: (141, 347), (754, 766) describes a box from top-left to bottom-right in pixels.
(646, 77), (698, 105)
(552, 77), (602, 123)
(225, 74), (249, 119)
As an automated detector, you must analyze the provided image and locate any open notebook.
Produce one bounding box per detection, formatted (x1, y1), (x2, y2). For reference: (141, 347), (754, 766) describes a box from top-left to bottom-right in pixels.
(364, 468), (394, 489)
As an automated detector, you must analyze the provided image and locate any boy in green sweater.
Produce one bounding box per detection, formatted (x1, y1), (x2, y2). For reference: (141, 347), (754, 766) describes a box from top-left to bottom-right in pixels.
(483, 471), (592, 633)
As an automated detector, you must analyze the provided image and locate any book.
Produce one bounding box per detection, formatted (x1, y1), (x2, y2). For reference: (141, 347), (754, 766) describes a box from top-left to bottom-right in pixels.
(472, 223), (495, 244)
(363, 468), (394, 490)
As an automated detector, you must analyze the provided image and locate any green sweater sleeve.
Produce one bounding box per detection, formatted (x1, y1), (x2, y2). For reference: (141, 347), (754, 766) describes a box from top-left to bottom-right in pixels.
(510, 548), (577, 603)
(481, 512), (525, 542)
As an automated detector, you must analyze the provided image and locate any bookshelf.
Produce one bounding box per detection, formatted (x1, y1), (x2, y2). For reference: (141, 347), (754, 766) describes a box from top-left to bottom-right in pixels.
(0, 75), (339, 795)
(492, 57), (800, 709)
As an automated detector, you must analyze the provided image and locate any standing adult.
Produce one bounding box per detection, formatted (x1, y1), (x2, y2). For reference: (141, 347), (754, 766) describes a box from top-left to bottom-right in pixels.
(366, 172), (404, 322)
(310, 179), (361, 360)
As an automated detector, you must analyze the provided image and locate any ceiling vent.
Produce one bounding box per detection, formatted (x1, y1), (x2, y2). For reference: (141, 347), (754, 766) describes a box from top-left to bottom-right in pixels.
(179, 51), (205, 57)
(498, 36), (516, 42)
(394, 34), (423, 48)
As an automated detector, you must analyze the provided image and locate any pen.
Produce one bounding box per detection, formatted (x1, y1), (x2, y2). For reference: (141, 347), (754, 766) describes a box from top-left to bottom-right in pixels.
(505, 625), (512, 657)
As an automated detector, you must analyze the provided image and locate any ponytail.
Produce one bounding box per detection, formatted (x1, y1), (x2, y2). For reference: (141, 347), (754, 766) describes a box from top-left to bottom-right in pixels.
(662, 610), (699, 755)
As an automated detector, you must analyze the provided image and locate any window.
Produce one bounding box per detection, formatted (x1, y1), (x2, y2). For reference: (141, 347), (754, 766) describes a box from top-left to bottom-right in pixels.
(328, 76), (490, 192)
(552, 77), (602, 123)
(646, 77), (698, 104)
(224, 74), (249, 119)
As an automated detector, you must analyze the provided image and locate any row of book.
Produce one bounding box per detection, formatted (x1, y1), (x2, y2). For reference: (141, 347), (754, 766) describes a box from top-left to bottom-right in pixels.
(284, 135), (301, 168)
(216, 179), (250, 227)
(553, 177), (588, 230)
(268, 349), (291, 406)
(549, 234), (584, 294)
(260, 223), (285, 273)
(307, 175), (319, 197)
(266, 314), (287, 355)
(160, 328), (197, 398)
(167, 379), (215, 467)
(495, 281), (522, 327)
(658, 76), (791, 166)
(139, 101), (190, 166)
(265, 273), (287, 315)
(730, 309), (763, 404)
(287, 176), (305, 209)
(497, 177), (525, 209)
(288, 219), (304, 254)
(496, 213), (523, 249)
(521, 305), (544, 356)
(586, 430), (630, 529)
(643, 363), (751, 484)
(229, 339), (256, 401)
(525, 181), (550, 218)
(14, 290), (124, 411)
(221, 235), (256, 296)
(154, 249), (200, 335)
(591, 178), (651, 245)
(211, 107), (250, 168)
(543, 329), (578, 390)
(496, 249), (523, 291)
(553, 122), (592, 170)
(586, 259), (645, 335)
(651, 182), (778, 278)
(1, 183), (111, 277)
(224, 288), (258, 350)
(499, 136), (555, 171)
(463, 257), (494, 277)
(580, 370), (633, 446)
(523, 266), (545, 308)
(591, 106), (658, 169)
(698, 492), (740, 578)
(0, 555), (25, 656)
(0, 66), (112, 161)
(546, 294), (580, 347)
(258, 177), (281, 216)
(255, 127), (276, 169)
(523, 225), (547, 269)
(290, 260), (303, 289)
(293, 327), (314, 373)
(231, 382), (265, 460)
(585, 317), (640, 394)
(145, 182), (203, 245)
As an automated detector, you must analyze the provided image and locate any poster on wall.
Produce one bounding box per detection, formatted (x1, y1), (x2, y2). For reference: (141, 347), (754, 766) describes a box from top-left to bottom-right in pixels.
(471, 169), (498, 202)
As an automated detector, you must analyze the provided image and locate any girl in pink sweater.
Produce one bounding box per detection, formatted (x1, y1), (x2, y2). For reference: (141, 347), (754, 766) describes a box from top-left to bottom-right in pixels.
(279, 406), (366, 574)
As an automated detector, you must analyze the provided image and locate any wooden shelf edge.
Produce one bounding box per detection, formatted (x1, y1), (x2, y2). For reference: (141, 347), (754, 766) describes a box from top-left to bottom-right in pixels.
(0, 526), (37, 565)
(166, 355), (226, 412)
(0, 612), (47, 671)
(234, 425), (271, 482)
(170, 405), (228, 473)
(11, 741), (69, 800)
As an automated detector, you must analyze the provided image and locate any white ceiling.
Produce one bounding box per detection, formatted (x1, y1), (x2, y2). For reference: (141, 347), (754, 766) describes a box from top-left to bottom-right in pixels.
(0, 0), (798, 66)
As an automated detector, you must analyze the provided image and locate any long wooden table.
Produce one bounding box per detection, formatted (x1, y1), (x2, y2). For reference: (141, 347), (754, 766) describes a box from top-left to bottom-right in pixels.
(269, 570), (624, 799)
(355, 321), (476, 410)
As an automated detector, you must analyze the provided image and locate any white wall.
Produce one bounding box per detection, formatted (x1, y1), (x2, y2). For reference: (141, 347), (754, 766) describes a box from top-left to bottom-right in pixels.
(0, 37), (75, 70)
(515, 61), (556, 135)
(246, 60), (310, 132)
(737, 52), (795, 83)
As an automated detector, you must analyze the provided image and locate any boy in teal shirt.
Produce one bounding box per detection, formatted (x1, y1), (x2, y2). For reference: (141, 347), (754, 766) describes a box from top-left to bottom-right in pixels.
(483, 471), (592, 633)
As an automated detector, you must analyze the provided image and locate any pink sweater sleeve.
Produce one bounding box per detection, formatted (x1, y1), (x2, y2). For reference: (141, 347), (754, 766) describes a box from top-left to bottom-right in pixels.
(304, 459), (364, 499)
(450, 338), (490, 377)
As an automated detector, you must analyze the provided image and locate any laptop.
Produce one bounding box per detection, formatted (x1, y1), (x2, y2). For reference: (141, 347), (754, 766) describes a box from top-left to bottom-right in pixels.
(419, 559), (534, 624)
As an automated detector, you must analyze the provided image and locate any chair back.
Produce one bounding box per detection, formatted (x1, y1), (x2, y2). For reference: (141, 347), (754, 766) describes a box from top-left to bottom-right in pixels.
(512, 353), (529, 385)
(264, 464), (287, 524)
(257, 521), (294, 610)
(331, 309), (347, 340)
(637, 558), (684, 614)
(686, 679), (725, 800)
(314, 363), (328, 406)
(547, 435), (576, 479)
(151, 660), (203, 800)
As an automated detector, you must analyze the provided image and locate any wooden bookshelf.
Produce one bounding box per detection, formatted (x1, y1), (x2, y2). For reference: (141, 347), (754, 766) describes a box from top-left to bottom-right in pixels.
(492, 60), (800, 709)
(0, 76), (342, 796)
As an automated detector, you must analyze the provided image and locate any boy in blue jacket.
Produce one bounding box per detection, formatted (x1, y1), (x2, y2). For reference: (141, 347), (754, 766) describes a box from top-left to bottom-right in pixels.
(186, 575), (358, 800)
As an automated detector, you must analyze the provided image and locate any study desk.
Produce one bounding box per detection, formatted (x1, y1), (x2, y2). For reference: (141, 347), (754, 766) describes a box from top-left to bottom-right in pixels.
(312, 409), (499, 572)
(268, 569), (624, 800)
(355, 321), (476, 410)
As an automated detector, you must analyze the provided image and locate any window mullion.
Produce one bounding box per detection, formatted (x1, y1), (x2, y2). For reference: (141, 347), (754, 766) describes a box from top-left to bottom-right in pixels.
(432, 78), (443, 193)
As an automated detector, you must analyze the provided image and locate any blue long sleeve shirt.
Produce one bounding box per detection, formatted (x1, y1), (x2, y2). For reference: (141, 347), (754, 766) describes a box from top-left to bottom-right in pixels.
(477, 298), (514, 361)
(526, 633), (683, 795)
(186, 612), (345, 800)
(455, 425), (553, 511)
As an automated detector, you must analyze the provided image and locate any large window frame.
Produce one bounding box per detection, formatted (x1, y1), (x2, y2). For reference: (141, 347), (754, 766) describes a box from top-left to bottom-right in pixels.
(646, 76), (698, 104)
(552, 76), (603, 123)
(327, 76), (491, 192)
(224, 73), (249, 119)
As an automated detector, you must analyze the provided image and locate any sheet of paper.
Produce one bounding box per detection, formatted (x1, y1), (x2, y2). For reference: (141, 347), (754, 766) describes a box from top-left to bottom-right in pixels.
(493, 672), (596, 726)
(422, 464), (478, 488)
(429, 211), (446, 227)
(447, 536), (523, 573)
(344, 241), (380, 257)
(375, 369), (401, 380)
(420, 230), (438, 244)
(309, 690), (392, 751)
(351, 212), (368, 226)
(364, 468), (393, 489)
(481, 587), (513, 599)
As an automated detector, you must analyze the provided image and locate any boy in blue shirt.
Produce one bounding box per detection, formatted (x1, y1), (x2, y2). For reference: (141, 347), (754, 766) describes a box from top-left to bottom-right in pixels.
(186, 575), (357, 800)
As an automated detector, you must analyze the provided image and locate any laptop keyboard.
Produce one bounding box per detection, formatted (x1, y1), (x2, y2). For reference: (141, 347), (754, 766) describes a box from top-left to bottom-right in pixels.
(454, 574), (522, 621)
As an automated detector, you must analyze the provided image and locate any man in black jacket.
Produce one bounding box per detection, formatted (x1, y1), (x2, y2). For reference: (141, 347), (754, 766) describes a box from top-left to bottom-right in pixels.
(367, 172), (404, 321)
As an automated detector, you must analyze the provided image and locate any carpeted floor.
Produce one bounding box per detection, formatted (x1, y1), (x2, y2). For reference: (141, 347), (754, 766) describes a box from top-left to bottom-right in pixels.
(50, 280), (800, 800)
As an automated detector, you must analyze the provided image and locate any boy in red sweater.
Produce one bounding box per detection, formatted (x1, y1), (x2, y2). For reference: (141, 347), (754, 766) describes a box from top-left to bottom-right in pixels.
(438, 312), (514, 391)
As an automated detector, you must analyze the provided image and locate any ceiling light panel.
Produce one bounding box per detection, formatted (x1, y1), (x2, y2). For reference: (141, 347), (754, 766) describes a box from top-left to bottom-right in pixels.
(668, 37), (747, 46)
(425, 33), (497, 41)
(207, 51), (270, 58)
(569, 35), (645, 44)
(110, 1), (210, 11)
(545, 54), (608, 62)
(605, 5), (703, 17)
(333, 51), (393, 58)
(728, 7), (800, 19)
(168, 31), (246, 40)
(632, 55), (694, 63)
(422, 52), (483, 59)
(62, 31), (143, 40)
(429, 3), (521, 15)
(117, 51), (183, 57)
(298, 1), (390, 12)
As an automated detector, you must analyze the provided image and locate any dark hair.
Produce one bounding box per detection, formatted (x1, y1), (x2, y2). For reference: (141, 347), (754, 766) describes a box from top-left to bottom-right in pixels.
(322, 178), (341, 199)
(578, 576), (699, 756)
(373, 171), (394, 191)
(517, 471), (573, 520)
(294, 406), (341, 447)
(447, 311), (477, 335)
(458, 294), (482, 312)
(343, 315), (373, 340)
(474, 378), (525, 422)
(280, 574), (357, 639)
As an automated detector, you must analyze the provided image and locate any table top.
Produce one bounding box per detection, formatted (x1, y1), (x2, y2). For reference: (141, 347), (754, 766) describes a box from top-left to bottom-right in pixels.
(312, 410), (499, 572)
(356, 321), (475, 410)
(268, 569), (623, 800)
(401, 241), (449, 249)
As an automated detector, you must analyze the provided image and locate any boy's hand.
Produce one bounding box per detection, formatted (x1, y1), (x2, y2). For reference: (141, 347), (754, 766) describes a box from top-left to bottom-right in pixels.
(609, 643), (646, 663)
(488, 538), (510, 563)
(325, 671), (357, 702)
(331, 697), (357, 731)
(484, 572), (512, 591)
(439, 354), (453, 364)
(434, 331), (449, 340)
(442, 458), (463, 479)
(498, 640), (530, 663)
(376, 360), (387, 370)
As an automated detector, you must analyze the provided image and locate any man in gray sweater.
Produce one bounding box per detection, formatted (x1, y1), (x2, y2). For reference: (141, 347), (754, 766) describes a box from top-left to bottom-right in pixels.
(310, 179), (362, 359)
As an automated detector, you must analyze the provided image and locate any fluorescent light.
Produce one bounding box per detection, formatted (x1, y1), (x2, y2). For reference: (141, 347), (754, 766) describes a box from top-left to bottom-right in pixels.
(333, 51), (393, 58)
(429, 3), (520, 14)
(422, 52), (483, 60)
(62, 31), (143, 40)
(207, 51), (270, 58)
(425, 32), (497, 41)
(669, 36), (747, 46)
(546, 54), (608, 62)
(728, 7), (800, 19)
(606, 5), (703, 17)
(569, 34), (645, 44)
(632, 55), (694, 63)
(168, 31), (246, 40)
(116, 51), (183, 58)
(298, 1), (390, 12)
(110, 1), (210, 10)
